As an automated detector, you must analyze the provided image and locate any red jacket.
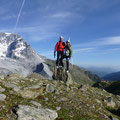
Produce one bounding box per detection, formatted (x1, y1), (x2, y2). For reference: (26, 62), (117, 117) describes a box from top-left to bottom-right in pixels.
(55, 41), (65, 52)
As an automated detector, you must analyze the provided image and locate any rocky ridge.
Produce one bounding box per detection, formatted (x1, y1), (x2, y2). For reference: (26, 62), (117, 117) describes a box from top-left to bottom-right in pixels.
(46, 59), (101, 85)
(0, 73), (120, 120)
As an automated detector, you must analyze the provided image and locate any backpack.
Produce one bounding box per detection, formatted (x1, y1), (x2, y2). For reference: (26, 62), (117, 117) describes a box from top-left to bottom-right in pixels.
(65, 44), (71, 57)
(57, 41), (65, 51)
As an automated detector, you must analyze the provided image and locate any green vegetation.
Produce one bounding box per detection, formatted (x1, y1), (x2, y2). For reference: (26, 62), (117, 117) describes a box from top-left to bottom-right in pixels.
(93, 81), (120, 95)
(0, 73), (120, 120)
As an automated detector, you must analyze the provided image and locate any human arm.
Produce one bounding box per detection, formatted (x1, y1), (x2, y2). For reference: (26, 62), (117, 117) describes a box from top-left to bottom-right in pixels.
(54, 42), (59, 52)
(54, 42), (59, 58)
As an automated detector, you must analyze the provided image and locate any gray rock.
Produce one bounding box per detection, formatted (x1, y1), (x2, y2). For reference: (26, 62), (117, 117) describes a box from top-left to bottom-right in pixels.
(53, 67), (73, 86)
(17, 105), (58, 120)
(0, 74), (4, 80)
(66, 72), (73, 86)
(106, 97), (112, 102)
(0, 94), (6, 101)
(54, 89), (60, 94)
(0, 86), (5, 93)
(57, 97), (69, 102)
(18, 87), (44, 99)
(30, 101), (41, 107)
(46, 84), (55, 93)
(56, 107), (61, 111)
(37, 63), (53, 80)
(95, 99), (101, 104)
(104, 97), (116, 108)
(3, 82), (21, 92)
(44, 98), (49, 101)
(79, 84), (88, 92)
(53, 67), (67, 81)
(28, 84), (42, 89)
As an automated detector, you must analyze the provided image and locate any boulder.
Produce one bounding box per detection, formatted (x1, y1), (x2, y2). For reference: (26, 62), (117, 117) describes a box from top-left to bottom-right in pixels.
(53, 67), (73, 86)
(53, 67), (67, 81)
(3, 82), (21, 92)
(17, 105), (58, 120)
(66, 72), (73, 86)
(104, 97), (116, 108)
(30, 101), (42, 108)
(0, 74), (4, 80)
(0, 86), (5, 93)
(46, 84), (55, 93)
(0, 94), (6, 101)
(18, 87), (44, 99)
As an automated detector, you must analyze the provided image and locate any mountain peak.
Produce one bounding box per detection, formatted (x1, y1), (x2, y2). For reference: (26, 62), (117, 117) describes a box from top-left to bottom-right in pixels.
(0, 32), (52, 78)
(0, 32), (25, 58)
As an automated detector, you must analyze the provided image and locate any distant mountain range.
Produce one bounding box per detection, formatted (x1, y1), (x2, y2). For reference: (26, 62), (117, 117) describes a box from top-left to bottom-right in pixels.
(83, 66), (119, 77)
(103, 71), (120, 81)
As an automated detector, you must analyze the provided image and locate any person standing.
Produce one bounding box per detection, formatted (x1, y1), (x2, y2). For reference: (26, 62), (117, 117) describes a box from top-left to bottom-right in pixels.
(64, 40), (73, 72)
(54, 36), (65, 68)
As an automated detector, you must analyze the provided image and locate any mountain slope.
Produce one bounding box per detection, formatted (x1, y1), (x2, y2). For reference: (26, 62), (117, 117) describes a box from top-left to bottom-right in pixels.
(103, 71), (120, 81)
(93, 81), (120, 95)
(46, 59), (101, 85)
(0, 73), (120, 120)
(0, 32), (52, 78)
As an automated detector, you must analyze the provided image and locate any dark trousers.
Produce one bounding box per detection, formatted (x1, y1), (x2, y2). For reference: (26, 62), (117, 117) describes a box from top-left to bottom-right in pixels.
(66, 57), (69, 71)
(56, 51), (64, 67)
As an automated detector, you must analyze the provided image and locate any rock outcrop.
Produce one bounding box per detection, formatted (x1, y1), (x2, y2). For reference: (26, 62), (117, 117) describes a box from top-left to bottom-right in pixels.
(17, 105), (58, 120)
(0, 73), (119, 120)
(46, 59), (100, 85)
(52, 67), (73, 86)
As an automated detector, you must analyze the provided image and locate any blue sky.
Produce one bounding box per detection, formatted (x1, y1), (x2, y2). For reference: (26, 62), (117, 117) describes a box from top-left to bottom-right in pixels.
(0, 0), (120, 69)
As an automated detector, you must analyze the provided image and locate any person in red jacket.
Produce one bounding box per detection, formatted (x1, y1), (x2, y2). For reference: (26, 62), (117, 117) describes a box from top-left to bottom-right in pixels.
(54, 36), (65, 67)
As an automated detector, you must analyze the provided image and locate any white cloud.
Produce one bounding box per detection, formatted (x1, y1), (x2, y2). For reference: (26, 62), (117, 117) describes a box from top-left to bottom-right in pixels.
(100, 36), (120, 45)
(71, 36), (120, 56)
(0, 24), (59, 42)
(0, 15), (16, 20)
(74, 48), (95, 54)
(0, 0), (84, 42)
(73, 36), (120, 48)
(29, 33), (55, 42)
(50, 12), (71, 18)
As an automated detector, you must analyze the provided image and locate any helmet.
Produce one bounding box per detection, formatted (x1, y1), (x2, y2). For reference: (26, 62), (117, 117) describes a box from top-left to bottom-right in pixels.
(60, 36), (63, 39)
(66, 40), (70, 43)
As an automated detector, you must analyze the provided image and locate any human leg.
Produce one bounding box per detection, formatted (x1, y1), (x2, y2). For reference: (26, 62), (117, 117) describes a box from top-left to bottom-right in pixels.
(60, 51), (64, 67)
(56, 51), (60, 67)
(66, 57), (69, 71)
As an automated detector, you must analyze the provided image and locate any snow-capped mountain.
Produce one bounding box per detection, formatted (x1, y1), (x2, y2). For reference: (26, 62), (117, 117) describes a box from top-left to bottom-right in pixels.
(0, 32), (52, 78)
